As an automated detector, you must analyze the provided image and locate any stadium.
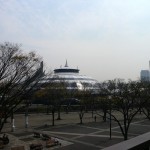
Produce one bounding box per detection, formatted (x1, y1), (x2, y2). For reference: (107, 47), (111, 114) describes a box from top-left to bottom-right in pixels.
(43, 60), (99, 91)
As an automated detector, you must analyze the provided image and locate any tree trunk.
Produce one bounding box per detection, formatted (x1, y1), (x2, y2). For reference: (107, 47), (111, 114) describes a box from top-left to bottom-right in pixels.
(0, 119), (3, 133)
(124, 133), (128, 140)
(57, 106), (61, 120)
(103, 109), (107, 122)
(79, 113), (84, 124)
(52, 108), (55, 126)
(79, 114), (83, 124)
(65, 106), (69, 114)
(46, 104), (49, 114)
(52, 112), (55, 126)
(124, 113), (128, 140)
(91, 109), (94, 118)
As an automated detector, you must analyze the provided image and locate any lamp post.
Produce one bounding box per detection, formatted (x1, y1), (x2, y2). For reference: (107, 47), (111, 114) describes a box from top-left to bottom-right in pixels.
(109, 96), (112, 140)
(11, 109), (15, 132)
(25, 100), (29, 128)
(52, 105), (55, 126)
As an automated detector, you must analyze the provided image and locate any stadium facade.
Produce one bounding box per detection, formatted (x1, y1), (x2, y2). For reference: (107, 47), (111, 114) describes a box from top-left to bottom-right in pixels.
(43, 60), (99, 91)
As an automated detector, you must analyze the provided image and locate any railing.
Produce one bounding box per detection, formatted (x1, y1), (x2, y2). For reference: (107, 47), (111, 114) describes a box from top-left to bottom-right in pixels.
(103, 132), (150, 150)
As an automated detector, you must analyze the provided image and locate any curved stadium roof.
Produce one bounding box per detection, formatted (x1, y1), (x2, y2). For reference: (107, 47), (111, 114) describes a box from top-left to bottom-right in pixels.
(43, 61), (99, 91)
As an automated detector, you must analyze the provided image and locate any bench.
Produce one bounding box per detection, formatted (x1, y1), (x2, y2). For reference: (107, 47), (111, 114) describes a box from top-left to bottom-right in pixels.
(30, 143), (43, 150)
(41, 134), (51, 141)
(33, 132), (41, 138)
(11, 146), (25, 150)
(46, 138), (61, 148)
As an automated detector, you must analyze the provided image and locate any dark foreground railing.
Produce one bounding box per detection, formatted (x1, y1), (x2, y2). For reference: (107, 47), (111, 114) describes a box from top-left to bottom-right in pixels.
(103, 132), (150, 150)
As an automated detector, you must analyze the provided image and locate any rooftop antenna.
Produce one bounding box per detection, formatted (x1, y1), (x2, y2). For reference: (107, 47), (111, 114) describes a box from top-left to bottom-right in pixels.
(65, 59), (68, 67)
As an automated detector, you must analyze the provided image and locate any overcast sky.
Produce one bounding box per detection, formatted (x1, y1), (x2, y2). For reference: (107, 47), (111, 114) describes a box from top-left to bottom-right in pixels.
(0, 0), (150, 81)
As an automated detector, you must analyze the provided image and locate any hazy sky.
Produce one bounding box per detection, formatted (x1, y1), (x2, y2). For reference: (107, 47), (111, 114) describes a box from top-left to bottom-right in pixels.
(0, 0), (150, 81)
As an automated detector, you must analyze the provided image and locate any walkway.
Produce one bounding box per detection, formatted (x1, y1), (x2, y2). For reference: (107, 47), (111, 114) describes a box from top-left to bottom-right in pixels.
(1, 112), (150, 150)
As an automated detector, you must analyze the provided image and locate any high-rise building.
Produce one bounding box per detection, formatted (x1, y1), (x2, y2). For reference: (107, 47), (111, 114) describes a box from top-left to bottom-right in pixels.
(140, 61), (150, 81)
(140, 70), (150, 81)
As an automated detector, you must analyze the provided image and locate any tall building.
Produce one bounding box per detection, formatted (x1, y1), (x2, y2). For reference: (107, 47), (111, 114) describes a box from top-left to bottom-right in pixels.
(140, 70), (150, 81)
(140, 61), (150, 81)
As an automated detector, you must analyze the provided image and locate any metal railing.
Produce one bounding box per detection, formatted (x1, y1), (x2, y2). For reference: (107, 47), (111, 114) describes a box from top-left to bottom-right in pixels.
(103, 132), (150, 150)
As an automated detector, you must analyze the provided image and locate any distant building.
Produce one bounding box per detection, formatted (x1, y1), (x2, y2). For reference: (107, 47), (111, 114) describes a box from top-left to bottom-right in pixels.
(140, 61), (150, 81)
(140, 70), (150, 81)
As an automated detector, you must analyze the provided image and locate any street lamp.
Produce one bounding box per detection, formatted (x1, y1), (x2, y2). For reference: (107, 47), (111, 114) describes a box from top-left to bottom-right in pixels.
(11, 109), (15, 132)
(25, 100), (30, 128)
(109, 96), (112, 140)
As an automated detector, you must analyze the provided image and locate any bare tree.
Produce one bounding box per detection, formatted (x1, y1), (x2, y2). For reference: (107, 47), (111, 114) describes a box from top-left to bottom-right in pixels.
(95, 97), (109, 122)
(94, 82), (111, 122)
(54, 80), (68, 120)
(75, 83), (93, 124)
(98, 79), (146, 140)
(0, 42), (44, 132)
(140, 81), (150, 119)
(34, 78), (68, 126)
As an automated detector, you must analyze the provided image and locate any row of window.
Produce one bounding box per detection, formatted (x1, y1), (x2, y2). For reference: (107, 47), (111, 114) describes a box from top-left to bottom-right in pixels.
(46, 77), (97, 82)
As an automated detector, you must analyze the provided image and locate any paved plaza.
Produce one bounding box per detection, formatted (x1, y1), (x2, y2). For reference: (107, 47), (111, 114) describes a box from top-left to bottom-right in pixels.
(1, 112), (150, 150)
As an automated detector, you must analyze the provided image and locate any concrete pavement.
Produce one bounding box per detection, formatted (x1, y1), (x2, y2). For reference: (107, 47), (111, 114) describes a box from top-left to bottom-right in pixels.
(1, 112), (150, 150)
